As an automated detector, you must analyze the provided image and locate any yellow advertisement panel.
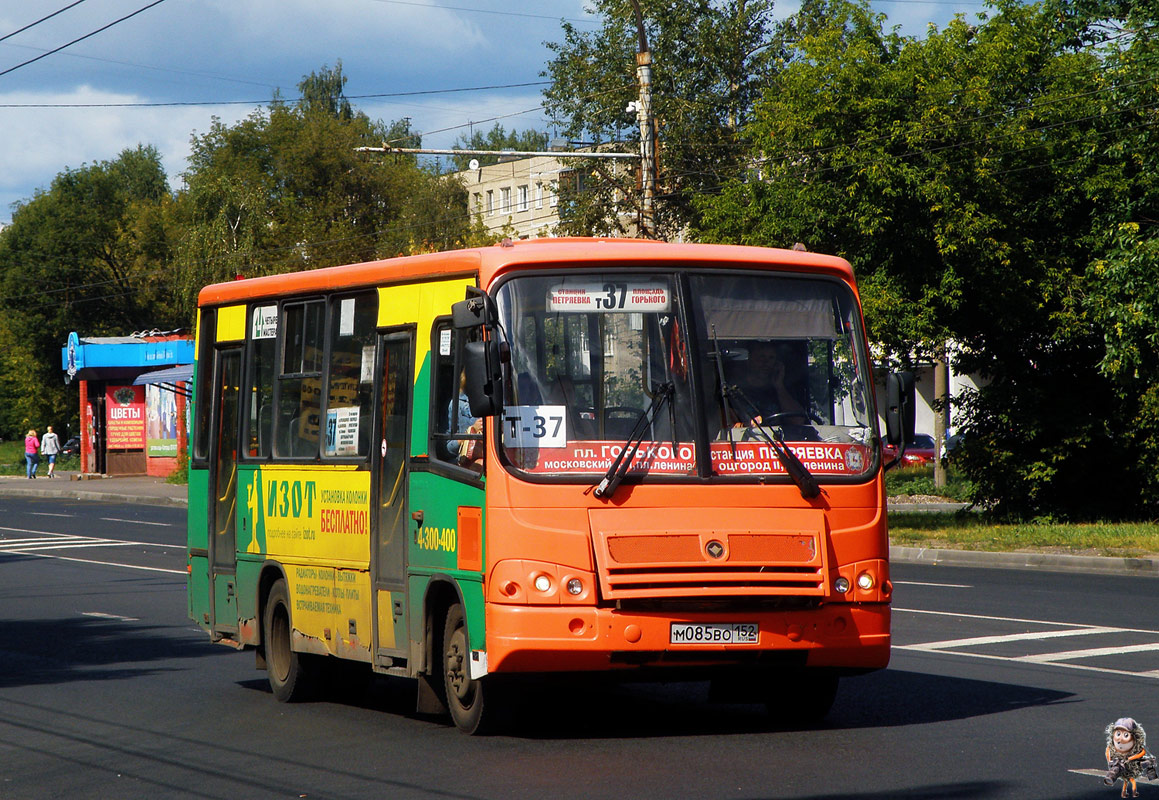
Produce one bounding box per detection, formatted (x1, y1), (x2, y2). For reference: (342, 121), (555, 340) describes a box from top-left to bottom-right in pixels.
(284, 565), (373, 661)
(238, 465), (374, 659)
(241, 465), (371, 564)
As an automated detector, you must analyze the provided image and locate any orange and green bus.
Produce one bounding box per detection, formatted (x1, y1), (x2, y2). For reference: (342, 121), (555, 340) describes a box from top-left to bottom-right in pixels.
(187, 237), (911, 733)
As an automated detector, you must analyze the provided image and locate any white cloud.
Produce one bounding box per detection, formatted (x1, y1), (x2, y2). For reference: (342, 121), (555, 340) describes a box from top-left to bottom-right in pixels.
(0, 86), (253, 215)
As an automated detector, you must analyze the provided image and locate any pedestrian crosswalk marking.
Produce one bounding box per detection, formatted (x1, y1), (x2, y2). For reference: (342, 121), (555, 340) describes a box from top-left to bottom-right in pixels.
(894, 607), (1159, 680)
(1019, 642), (1159, 663)
(906, 626), (1119, 651)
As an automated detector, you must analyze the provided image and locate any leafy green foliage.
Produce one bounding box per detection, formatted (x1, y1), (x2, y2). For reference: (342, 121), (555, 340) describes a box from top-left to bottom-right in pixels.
(692, 0), (1159, 519)
(0, 64), (478, 438)
(174, 64), (475, 312)
(0, 144), (181, 436)
(449, 124), (549, 170)
(543, 0), (779, 238)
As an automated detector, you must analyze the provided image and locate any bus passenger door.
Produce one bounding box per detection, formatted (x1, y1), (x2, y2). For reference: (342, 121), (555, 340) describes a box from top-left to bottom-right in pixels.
(372, 331), (412, 665)
(209, 348), (241, 636)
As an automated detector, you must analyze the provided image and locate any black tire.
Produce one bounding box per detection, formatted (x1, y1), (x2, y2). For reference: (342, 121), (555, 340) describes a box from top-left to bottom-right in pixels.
(442, 603), (495, 734)
(263, 578), (316, 702)
(765, 670), (839, 727)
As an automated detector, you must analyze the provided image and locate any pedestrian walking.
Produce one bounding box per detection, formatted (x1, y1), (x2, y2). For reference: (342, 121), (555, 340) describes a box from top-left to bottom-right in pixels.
(24, 429), (39, 479)
(40, 426), (60, 478)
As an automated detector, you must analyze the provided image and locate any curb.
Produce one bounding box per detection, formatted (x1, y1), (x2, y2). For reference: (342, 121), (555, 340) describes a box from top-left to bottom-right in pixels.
(0, 485), (187, 508)
(890, 545), (1159, 577)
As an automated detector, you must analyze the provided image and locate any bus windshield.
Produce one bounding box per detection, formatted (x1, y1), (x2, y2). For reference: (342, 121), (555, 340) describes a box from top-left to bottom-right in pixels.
(494, 270), (877, 481)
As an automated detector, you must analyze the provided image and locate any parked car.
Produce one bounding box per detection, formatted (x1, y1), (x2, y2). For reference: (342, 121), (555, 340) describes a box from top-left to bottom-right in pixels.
(903, 433), (937, 466)
(60, 436), (80, 457)
(883, 433), (937, 468)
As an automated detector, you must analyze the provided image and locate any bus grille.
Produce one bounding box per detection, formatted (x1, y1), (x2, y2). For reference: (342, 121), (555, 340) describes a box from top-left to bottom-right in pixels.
(594, 530), (827, 600)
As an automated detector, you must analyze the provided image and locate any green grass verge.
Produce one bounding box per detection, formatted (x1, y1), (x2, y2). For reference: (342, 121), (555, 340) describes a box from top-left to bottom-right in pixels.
(889, 511), (1159, 557)
(886, 464), (1159, 556)
(885, 463), (974, 502)
(0, 438), (80, 475)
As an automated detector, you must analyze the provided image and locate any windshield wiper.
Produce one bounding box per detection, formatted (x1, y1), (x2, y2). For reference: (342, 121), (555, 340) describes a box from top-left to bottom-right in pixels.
(593, 382), (675, 499)
(709, 327), (820, 500)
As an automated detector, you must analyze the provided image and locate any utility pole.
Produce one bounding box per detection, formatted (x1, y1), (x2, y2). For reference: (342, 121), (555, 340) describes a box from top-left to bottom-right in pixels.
(933, 346), (949, 489)
(627, 0), (656, 239)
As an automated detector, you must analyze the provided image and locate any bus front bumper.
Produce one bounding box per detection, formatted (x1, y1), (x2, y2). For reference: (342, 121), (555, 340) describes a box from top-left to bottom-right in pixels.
(483, 602), (890, 674)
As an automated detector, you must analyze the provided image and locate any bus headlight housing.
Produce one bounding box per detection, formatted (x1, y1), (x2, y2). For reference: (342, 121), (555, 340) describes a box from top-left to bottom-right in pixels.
(488, 560), (595, 605)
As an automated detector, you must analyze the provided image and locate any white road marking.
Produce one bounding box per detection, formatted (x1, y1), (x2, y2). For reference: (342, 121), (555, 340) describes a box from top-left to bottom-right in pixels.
(1019, 642), (1159, 663)
(894, 580), (973, 588)
(0, 529), (185, 574)
(894, 606), (1159, 634)
(27, 512), (74, 518)
(4, 550), (184, 575)
(0, 541), (125, 552)
(0, 531), (183, 551)
(99, 517), (172, 527)
(894, 607), (1159, 679)
(81, 611), (140, 622)
(907, 627), (1120, 651)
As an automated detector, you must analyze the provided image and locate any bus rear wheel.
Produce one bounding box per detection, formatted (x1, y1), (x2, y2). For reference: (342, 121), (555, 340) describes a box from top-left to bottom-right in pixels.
(442, 603), (494, 734)
(264, 578), (315, 702)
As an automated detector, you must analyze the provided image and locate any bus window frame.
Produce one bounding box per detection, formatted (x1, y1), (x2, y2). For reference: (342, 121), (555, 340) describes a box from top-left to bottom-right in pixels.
(423, 315), (485, 487)
(236, 291), (379, 466)
(243, 303), (278, 461)
(319, 290), (378, 464)
(192, 307), (217, 467)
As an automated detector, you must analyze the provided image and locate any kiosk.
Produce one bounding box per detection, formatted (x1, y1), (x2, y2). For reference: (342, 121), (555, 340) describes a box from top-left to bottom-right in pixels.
(62, 331), (193, 477)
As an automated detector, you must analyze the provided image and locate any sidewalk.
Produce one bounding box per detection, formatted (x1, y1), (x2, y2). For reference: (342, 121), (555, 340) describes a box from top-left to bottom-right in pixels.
(0, 470), (186, 507)
(0, 473), (1154, 577)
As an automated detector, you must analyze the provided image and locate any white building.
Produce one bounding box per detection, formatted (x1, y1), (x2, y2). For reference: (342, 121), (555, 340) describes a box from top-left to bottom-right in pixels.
(452, 144), (641, 240)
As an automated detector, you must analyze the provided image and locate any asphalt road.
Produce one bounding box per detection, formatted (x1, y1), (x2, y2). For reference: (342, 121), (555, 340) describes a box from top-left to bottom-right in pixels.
(0, 496), (1153, 799)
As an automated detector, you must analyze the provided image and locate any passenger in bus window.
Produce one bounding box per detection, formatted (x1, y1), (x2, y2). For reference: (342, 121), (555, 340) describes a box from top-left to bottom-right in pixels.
(731, 341), (807, 425)
(446, 372), (482, 467)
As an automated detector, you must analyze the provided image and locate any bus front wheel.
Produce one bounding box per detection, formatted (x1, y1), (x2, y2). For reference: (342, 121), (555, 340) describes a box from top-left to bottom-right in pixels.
(442, 603), (491, 734)
(263, 579), (315, 702)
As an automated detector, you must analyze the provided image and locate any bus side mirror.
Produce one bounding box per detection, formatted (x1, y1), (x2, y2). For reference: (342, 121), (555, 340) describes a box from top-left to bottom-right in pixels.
(463, 339), (502, 417)
(885, 371), (915, 446)
(451, 289), (496, 330)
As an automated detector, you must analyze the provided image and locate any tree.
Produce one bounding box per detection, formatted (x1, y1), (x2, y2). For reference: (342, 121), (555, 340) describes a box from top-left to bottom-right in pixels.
(542, 0), (780, 238)
(449, 124), (549, 170)
(297, 61), (355, 120)
(0, 145), (180, 436)
(693, 0), (1158, 519)
(175, 67), (476, 310)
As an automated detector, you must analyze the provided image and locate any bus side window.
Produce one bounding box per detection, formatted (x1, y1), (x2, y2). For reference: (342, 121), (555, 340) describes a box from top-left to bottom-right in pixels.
(430, 321), (481, 468)
(193, 308), (216, 463)
(247, 305), (277, 459)
(277, 300), (325, 459)
(323, 292), (377, 458)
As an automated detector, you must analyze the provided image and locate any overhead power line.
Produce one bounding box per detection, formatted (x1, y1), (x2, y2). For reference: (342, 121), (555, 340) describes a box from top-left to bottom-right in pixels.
(0, 0), (170, 79)
(0, 80), (551, 108)
(364, 0), (599, 25)
(0, 0), (91, 44)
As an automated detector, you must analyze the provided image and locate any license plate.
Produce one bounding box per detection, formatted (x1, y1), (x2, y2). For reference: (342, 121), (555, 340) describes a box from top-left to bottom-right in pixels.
(669, 622), (759, 645)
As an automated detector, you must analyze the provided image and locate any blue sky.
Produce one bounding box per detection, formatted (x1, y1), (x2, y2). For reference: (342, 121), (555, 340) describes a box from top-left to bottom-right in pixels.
(0, 0), (987, 223)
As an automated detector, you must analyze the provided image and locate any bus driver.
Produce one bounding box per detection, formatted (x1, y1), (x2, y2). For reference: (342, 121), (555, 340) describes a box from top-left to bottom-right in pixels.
(732, 340), (807, 426)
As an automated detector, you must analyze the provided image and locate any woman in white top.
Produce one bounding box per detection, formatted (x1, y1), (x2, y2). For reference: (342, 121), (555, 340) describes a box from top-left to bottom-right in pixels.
(40, 426), (60, 478)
